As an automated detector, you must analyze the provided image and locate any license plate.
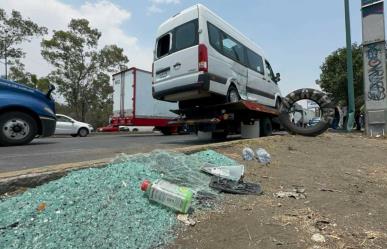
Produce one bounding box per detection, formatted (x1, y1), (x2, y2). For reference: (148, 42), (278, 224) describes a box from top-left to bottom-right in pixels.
(158, 71), (168, 79)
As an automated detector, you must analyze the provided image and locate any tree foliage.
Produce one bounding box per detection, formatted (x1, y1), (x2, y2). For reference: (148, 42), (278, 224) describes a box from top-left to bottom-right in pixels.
(317, 44), (364, 109)
(41, 19), (128, 122)
(0, 8), (47, 78)
(8, 59), (50, 92)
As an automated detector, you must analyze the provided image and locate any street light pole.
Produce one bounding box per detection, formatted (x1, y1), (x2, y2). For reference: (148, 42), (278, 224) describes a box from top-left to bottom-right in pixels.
(344, 0), (356, 131)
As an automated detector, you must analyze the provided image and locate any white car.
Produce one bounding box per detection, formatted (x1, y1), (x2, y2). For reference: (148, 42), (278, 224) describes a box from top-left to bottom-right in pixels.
(152, 4), (282, 109)
(55, 114), (94, 137)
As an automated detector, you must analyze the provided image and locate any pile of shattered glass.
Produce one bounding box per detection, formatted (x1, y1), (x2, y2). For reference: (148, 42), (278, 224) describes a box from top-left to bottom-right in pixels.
(0, 150), (237, 249)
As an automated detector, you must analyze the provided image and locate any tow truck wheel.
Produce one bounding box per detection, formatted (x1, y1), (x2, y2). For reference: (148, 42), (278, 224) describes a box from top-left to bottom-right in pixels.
(0, 112), (37, 146)
(212, 131), (228, 140)
(227, 85), (240, 103)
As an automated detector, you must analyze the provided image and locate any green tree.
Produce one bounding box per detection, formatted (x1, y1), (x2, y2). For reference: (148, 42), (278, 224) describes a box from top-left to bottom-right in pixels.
(8, 59), (50, 92)
(41, 19), (128, 122)
(0, 9), (47, 79)
(317, 44), (364, 109)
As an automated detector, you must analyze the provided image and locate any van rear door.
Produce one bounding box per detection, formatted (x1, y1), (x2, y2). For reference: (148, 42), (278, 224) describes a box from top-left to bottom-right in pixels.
(154, 17), (199, 91)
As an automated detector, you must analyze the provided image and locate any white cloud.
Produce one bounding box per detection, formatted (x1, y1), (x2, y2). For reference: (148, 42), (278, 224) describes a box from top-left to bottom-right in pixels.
(147, 0), (180, 15)
(0, 0), (153, 77)
(151, 0), (180, 4)
(147, 4), (163, 15)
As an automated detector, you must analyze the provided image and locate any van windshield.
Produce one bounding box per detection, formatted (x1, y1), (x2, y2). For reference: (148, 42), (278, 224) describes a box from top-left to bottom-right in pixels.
(156, 19), (198, 59)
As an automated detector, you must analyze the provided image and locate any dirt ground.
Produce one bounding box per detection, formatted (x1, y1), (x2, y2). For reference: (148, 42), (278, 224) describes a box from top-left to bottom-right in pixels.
(169, 133), (387, 249)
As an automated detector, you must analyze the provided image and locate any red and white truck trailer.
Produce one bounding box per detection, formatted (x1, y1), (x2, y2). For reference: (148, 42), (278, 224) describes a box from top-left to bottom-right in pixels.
(99, 67), (180, 134)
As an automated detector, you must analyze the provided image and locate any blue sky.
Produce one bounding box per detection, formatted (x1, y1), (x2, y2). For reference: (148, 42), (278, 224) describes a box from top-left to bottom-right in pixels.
(0, 0), (376, 95)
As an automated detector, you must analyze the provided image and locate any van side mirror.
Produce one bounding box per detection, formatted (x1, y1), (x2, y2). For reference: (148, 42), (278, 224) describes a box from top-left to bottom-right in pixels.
(275, 73), (281, 83)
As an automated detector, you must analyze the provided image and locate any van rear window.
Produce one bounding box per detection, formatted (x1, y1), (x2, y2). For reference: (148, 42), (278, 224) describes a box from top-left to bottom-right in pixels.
(175, 21), (197, 51)
(156, 19), (198, 59)
(157, 34), (171, 58)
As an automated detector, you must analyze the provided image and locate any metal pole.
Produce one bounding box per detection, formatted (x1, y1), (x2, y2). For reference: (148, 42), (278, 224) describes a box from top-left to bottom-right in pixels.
(344, 0), (356, 131)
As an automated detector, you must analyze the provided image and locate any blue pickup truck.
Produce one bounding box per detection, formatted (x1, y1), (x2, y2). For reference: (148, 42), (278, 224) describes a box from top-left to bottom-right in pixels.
(0, 78), (56, 146)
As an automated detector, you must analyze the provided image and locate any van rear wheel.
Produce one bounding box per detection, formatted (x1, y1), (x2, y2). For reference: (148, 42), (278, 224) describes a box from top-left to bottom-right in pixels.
(227, 85), (240, 103)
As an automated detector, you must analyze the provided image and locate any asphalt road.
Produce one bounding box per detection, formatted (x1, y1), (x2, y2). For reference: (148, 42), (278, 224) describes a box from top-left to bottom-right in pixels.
(0, 133), (214, 173)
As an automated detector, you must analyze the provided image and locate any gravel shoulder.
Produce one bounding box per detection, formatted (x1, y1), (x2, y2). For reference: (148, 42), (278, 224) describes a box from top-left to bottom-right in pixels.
(170, 133), (387, 249)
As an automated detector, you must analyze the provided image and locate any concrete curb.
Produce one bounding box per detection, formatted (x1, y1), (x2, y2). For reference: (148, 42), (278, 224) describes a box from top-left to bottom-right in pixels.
(0, 137), (269, 195)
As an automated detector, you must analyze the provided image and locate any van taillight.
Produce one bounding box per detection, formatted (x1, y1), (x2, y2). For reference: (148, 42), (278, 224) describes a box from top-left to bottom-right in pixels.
(198, 44), (208, 72)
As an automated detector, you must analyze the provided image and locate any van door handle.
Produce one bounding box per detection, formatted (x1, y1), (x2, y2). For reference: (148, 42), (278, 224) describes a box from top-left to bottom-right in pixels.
(173, 63), (181, 69)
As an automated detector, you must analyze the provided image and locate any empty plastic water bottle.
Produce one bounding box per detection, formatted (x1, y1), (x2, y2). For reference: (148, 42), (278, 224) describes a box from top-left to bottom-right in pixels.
(255, 148), (271, 165)
(242, 147), (255, 161)
(141, 179), (193, 213)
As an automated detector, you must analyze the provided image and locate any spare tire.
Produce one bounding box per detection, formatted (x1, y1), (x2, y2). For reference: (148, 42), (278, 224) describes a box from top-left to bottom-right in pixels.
(279, 88), (335, 137)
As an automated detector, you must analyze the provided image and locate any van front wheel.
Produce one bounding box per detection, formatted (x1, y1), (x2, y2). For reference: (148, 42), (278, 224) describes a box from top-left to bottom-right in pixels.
(227, 85), (240, 103)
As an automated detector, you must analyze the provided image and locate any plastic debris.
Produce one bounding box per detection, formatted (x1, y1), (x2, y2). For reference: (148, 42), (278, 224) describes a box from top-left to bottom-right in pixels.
(209, 176), (263, 195)
(275, 187), (306, 199)
(36, 202), (46, 212)
(201, 163), (244, 181)
(311, 233), (326, 243)
(242, 147), (255, 161)
(256, 148), (271, 165)
(141, 179), (193, 213)
(0, 149), (236, 249)
(176, 214), (196, 226)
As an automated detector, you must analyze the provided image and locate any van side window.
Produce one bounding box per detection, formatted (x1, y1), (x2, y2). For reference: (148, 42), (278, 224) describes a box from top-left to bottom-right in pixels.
(208, 22), (222, 51)
(207, 22), (246, 65)
(157, 34), (171, 58)
(175, 21), (197, 51)
(246, 49), (264, 74)
(221, 33), (245, 64)
(265, 60), (275, 81)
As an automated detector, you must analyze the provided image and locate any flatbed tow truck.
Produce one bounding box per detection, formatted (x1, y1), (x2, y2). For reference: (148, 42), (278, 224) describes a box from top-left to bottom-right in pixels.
(169, 88), (335, 139)
(170, 100), (280, 139)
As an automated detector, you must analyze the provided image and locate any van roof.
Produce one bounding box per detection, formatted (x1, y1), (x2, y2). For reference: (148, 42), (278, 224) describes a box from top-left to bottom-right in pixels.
(157, 4), (266, 58)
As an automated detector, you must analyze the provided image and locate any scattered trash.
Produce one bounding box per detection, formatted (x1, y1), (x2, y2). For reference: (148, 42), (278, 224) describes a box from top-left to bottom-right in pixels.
(0, 150), (234, 249)
(201, 163), (244, 181)
(141, 179), (193, 214)
(319, 188), (341, 193)
(209, 176), (263, 195)
(176, 214), (196, 226)
(315, 220), (330, 231)
(311, 233), (326, 243)
(242, 147), (255, 161)
(256, 148), (271, 165)
(275, 187), (306, 199)
(36, 202), (46, 212)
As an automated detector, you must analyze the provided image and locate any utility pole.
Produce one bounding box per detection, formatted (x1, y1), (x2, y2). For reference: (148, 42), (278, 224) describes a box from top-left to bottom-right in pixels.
(361, 0), (387, 137)
(344, 0), (356, 131)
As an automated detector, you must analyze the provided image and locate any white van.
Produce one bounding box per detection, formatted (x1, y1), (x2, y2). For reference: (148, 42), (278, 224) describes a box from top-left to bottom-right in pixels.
(152, 4), (282, 109)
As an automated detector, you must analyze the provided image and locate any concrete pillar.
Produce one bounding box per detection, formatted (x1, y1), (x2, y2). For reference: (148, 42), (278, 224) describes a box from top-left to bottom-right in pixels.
(361, 0), (387, 136)
(241, 120), (260, 139)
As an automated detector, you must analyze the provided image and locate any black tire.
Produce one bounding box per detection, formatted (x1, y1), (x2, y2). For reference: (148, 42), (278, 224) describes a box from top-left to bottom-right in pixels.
(0, 112), (38, 146)
(260, 117), (273, 137)
(71, 134), (78, 137)
(132, 128), (139, 132)
(227, 85), (240, 103)
(211, 131), (228, 140)
(272, 99), (282, 131)
(160, 128), (172, 135)
(78, 128), (89, 137)
(279, 88), (335, 137)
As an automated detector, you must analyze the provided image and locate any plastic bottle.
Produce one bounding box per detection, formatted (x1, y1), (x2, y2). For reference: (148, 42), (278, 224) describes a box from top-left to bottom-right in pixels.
(141, 179), (193, 213)
(242, 147), (255, 161)
(255, 148), (271, 165)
